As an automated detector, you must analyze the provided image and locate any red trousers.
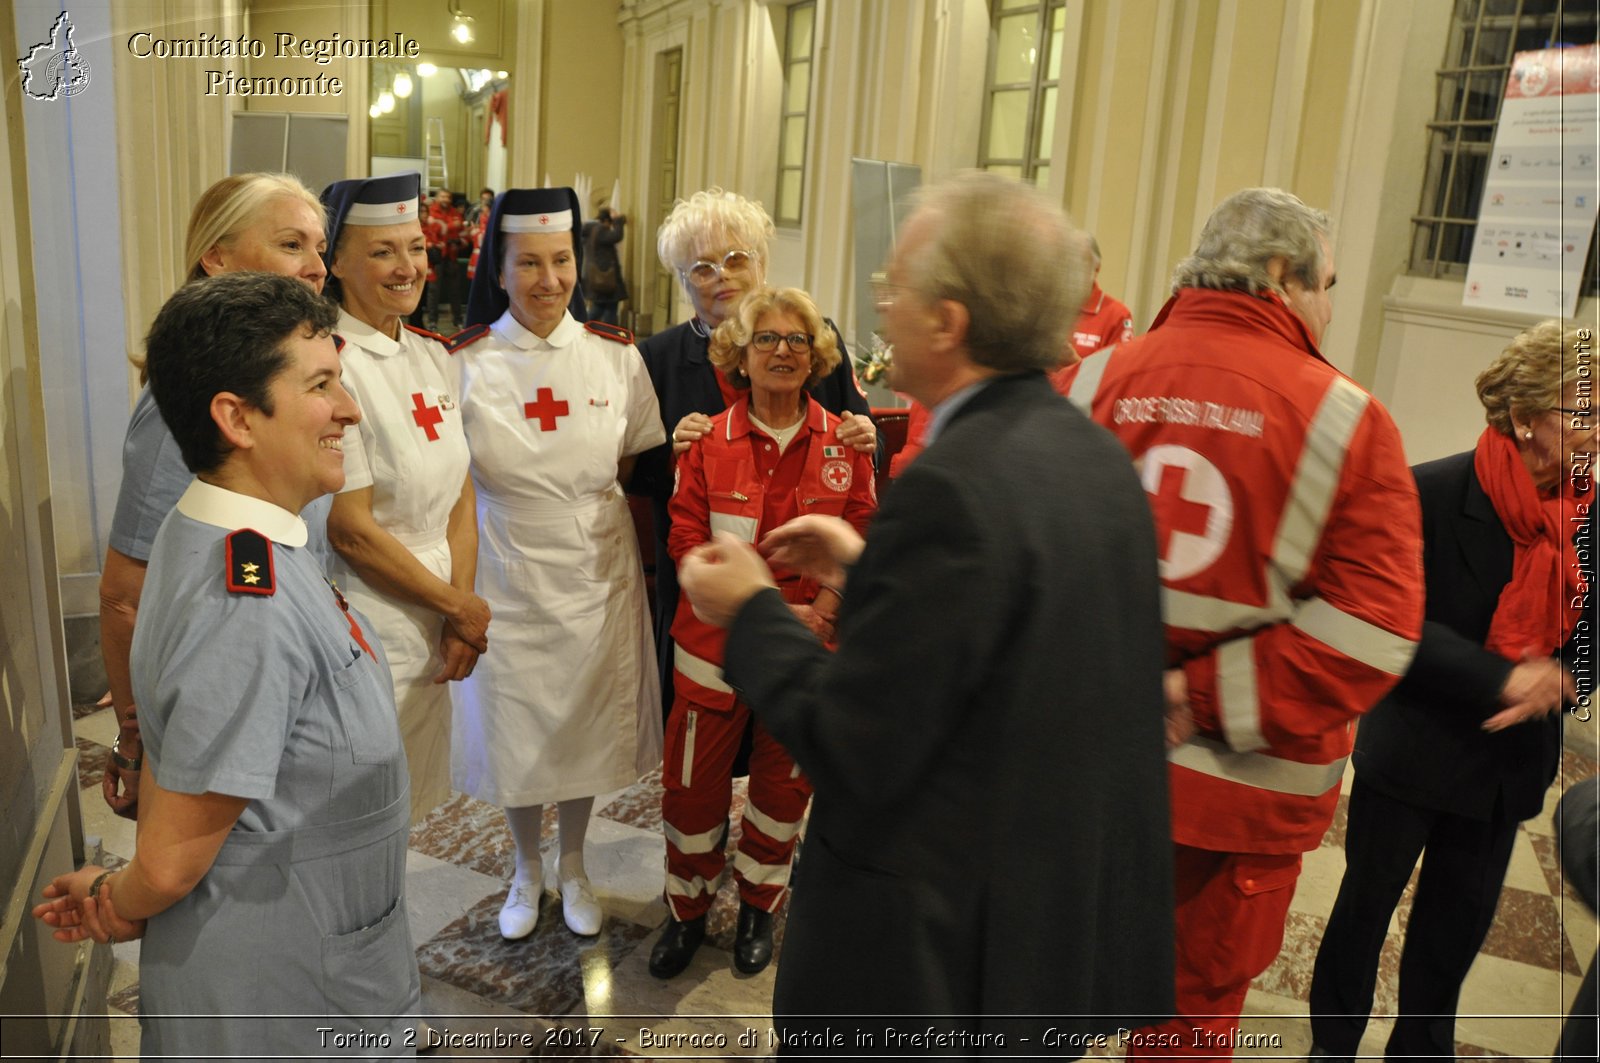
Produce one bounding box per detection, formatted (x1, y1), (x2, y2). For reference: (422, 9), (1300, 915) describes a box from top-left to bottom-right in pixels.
(661, 692), (811, 920)
(1126, 844), (1302, 1061)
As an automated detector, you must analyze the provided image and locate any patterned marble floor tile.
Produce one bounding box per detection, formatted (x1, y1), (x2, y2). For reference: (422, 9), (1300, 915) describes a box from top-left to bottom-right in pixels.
(106, 982), (140, 1016)
(1456, 952), (1571, 1056)
(1291, 842), (1347, 921)
(1504, 828), (1555, 895)
(108, 1007), (140, 1061)
(1322, 792), (1350, 851)
(1235, 987), (1312, 1056)
(73, 699), (108, 721)
(1252, 909), (1323, 1003)
(592, 919), (779, 1058)
(75, 736), (107, 793)
(560, 816), (670, 930)
(1479, 885), (1581, 974)
(416, 890), (652, 1016)
(78, 777), (139, 864)
(598, 769), (665, 833)
(417, 973), (562, 1059)
(409, 792), (550, 880)
(406, 848), (506, 947)
(77, 706), (121, 746)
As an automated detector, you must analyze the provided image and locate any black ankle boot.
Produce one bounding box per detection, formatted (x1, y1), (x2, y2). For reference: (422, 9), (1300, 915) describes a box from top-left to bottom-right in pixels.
(733, 900), (774, 974)
(648, 914), (707, 979)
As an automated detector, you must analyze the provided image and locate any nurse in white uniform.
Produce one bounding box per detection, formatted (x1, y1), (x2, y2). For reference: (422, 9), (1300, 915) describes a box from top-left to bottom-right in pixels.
(454, 187), (664, 939)
(322, 172), (490, 825)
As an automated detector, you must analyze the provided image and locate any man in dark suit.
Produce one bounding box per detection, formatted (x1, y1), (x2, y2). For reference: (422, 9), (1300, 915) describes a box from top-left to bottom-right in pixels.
(678, 171), (1175, 1051)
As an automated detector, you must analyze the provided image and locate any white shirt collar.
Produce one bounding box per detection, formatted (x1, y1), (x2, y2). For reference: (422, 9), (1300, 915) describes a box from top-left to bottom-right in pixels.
(493, 307), (581, 350)
(175, 478), (309, 547)
(336, 308), (402, 358)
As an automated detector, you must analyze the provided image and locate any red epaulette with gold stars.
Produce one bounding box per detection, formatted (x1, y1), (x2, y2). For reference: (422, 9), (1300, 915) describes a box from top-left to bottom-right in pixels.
(443, 322), (492, 355)
(585, 320), (634, 344)
(225, 529), (275, 596)
(404, 323), (450, 345)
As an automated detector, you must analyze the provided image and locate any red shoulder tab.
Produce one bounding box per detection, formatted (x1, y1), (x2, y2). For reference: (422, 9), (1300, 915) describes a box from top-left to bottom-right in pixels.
(442, 322), (492, 355)
(332, 332), (346, 353)
(225, 529), (275, 596)
(404, 323), (449, 345)
(585, 320), (634, 345)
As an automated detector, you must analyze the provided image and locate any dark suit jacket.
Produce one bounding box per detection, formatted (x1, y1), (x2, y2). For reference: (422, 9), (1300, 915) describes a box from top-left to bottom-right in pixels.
(723, 371), (1175, 1042)
(1354, 450), (1565, 823)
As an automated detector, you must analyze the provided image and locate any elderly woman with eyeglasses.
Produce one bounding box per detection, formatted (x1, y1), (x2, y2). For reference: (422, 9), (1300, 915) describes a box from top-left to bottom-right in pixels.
(630, 189), (878, 731)
(1309, 319), (1596, 1062)
(647, 285), (876, 980)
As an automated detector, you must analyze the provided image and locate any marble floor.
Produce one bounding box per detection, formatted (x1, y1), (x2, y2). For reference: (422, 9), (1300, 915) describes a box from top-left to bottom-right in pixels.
(70, 701), (1598, 1060)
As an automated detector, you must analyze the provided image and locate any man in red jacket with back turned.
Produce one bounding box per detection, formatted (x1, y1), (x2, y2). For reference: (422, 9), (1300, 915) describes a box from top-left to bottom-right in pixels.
(1058, 187), (1424, 1058)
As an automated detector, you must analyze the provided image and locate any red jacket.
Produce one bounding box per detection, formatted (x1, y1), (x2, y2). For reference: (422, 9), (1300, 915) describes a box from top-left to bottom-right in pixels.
(668, 395), (877, 709)
(1059, 287), (1423, 853)
(1071, 283), (1135, 360)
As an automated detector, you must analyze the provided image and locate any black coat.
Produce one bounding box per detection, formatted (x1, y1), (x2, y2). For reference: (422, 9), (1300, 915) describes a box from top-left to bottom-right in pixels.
(1354, 450), (1571, 823)
(723, 372), (1175, 1044)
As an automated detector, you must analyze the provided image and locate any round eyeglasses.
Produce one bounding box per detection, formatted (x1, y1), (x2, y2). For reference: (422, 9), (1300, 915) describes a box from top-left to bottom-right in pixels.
(750, 331), (813, 354)
(683, 249), (758, 287)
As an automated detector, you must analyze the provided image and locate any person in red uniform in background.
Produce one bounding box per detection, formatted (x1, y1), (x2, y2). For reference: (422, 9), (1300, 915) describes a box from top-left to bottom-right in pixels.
(651, 286), (876, 980)
(1058, 187), (1424, 1059)
(1071, 234), (1135, 360)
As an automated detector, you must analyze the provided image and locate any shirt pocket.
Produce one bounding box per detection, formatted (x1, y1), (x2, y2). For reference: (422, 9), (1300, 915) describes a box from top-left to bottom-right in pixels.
(328, 651), (403, 765)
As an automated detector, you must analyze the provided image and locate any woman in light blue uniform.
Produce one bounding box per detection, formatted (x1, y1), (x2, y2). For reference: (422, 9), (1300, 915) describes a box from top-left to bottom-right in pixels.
(99, 173), (336, 822)
(34, 274), (420, 1058)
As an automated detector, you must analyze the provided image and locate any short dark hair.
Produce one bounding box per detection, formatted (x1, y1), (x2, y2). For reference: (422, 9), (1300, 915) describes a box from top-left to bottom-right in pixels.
(145, 271), (339, 474)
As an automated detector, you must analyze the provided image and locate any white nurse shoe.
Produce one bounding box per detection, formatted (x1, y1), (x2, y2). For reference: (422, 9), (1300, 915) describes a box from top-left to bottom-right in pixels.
(498, 878), (540, 940)
(560, 875), (602, 936)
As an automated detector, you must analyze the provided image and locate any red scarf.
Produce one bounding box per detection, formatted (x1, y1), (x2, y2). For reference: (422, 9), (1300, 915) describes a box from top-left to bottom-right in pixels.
(1474, 426), (1592, 660)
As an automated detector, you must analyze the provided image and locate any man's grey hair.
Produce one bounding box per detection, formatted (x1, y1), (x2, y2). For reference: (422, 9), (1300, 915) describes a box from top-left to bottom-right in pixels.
(907, 171), (1089, 373)
(1171, 187), (1329, 297)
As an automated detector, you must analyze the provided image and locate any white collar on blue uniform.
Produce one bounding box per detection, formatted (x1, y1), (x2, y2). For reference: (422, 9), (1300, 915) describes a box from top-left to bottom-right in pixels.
(176, 478), (309, 547)
(335, 308), (403, 358)
(493, 307), (580, 350)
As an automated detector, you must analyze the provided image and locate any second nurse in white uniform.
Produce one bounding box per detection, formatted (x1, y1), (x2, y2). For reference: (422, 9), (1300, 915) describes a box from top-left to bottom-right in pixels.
(322, 172), (490, 825)
(454, 187), (664, 940)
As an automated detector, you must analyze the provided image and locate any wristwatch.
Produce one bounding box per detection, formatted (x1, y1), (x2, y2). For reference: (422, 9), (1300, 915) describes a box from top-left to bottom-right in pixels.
(111, 737), (142, 772)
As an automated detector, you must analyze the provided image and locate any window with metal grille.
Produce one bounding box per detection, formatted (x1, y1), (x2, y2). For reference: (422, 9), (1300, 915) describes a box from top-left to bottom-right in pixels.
(1411, 0), (1599, 293)
(977, 0), (1068, 186)
(775, 2), (816, 227)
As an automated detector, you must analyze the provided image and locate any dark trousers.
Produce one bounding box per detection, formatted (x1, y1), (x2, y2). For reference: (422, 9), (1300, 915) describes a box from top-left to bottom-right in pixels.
(1308, 777), (1518, 1062)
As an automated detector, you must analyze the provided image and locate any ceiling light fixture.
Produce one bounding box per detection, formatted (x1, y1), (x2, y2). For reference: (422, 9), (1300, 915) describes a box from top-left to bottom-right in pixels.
(448, 0), (475, 44)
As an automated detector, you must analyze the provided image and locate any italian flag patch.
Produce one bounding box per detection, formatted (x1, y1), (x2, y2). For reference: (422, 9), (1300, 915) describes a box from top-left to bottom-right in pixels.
(823, 445), (844, 457)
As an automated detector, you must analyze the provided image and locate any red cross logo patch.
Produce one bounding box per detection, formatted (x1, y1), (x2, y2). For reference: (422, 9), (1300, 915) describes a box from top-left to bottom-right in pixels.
(411, 392), (443, 441)
(1138, 444), (1233, 581)
(524, 387), (570, 431)
(822, 459), (852, 492)
(540, 214), (550, 225)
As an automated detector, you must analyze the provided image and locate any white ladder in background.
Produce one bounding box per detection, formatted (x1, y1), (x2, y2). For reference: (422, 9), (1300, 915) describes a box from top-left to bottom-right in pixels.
(425, 116), (448, 191)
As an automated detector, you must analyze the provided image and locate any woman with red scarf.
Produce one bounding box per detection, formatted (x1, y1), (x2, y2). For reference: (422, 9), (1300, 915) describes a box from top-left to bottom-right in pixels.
(1309, 318), (1596, 1063)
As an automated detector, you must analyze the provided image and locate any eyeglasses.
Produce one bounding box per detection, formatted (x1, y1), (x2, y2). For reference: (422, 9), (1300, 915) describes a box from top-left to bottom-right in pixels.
(682, 249), (758, 287)
(1556, 406), (1593, 418)
(870, 277), (923, 307)
(750, 331), (813, 354)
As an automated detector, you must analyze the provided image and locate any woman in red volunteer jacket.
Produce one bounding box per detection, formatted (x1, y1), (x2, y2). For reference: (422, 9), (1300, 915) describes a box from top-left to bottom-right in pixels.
(650, 286), (876, 980)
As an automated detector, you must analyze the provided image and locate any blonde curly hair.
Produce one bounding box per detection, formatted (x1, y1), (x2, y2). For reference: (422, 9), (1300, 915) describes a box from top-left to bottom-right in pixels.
(707, 286), (840, 390)
(1476, 319), (1588, 435)
(655, 187), (774, 278)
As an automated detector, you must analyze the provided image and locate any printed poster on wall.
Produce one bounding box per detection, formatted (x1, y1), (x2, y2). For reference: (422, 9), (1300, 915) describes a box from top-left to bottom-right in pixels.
(1463, 43), (1599, 318)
